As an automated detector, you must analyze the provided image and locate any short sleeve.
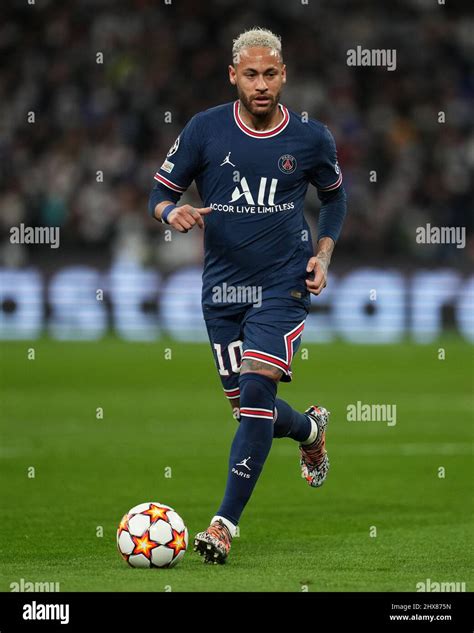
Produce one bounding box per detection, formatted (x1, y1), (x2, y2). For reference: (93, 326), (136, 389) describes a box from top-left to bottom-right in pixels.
(308, 126), (343, 193)
(153, 115), (202, 195)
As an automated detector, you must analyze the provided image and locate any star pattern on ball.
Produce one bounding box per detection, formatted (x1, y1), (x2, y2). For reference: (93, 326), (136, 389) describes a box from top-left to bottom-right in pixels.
(117, 513), (129, 536)
(143, 504), (171, 522)
(167, 529), (187, 556)
(131, 532), (158, 559)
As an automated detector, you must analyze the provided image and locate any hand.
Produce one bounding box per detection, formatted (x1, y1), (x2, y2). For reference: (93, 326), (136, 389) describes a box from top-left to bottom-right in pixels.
(305, 254), (329, 296)
(167, 205), (213, 232)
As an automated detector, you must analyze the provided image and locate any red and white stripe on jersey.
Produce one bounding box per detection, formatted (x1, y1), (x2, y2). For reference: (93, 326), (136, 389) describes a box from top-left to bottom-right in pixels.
(224, 387), (240, 400)
(154, 172), (187, 193)
(318, 171), (343, 192)
(284, 320), (305, 367)
(233, 100), (290, 139)
(239, 407), (274, 420)
(242, 349), (288, 374)
(241, 320), (305, 377)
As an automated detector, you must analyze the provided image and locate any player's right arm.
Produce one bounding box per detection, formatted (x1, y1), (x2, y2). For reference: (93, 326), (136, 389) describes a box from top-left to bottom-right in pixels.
(151, 200), (212, 232)
(148, 113), (212, 232)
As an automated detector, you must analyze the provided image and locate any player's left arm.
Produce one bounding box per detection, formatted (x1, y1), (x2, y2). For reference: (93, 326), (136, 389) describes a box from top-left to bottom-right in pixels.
(306, 235), (336, 296)
(306, 126), (347, 296)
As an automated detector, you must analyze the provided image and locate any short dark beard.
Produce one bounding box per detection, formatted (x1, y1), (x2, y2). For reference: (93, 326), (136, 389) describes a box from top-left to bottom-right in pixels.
(237, 88), (281, 121)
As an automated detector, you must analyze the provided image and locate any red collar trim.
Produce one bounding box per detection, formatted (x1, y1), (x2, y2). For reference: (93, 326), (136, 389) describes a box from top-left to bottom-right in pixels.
(233, 100), (290, 138)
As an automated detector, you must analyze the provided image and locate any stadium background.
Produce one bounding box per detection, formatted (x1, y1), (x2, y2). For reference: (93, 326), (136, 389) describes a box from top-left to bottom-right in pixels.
(1, 0), (473, 594)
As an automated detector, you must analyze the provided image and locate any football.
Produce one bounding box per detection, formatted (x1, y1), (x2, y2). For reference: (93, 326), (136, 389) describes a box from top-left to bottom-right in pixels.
(117, 502), (188, 568)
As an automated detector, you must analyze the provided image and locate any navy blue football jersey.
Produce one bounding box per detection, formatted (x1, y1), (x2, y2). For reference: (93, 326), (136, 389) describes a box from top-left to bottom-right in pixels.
(153, 101), (343, 316)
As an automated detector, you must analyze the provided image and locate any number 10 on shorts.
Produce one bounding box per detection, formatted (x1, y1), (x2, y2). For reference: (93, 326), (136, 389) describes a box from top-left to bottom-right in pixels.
(213, 341), (243, 376)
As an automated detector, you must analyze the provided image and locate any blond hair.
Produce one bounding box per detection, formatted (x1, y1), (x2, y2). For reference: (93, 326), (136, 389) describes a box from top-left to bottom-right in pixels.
(232, 27), (282, 64)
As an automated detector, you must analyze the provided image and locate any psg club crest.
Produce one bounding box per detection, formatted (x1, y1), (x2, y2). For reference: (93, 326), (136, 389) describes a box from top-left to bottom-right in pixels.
(278, 154), (297, 174)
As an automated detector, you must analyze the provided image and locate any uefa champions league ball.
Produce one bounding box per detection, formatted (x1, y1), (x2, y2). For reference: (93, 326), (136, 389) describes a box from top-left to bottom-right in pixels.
(117, 502), (188, 568)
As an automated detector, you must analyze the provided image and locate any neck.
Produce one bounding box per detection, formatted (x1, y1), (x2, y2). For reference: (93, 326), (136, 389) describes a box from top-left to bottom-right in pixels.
(238, 100), (282, 131)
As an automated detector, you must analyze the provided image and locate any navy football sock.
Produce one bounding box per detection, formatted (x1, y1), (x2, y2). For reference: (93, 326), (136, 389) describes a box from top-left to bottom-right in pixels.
(216, 373), (277, 526)
(273, 398), (312, 442)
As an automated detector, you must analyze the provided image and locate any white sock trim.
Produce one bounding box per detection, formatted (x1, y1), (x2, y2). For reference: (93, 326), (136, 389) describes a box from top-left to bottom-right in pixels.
(301, 417), (319, 445)
(211, 515), (237, 538)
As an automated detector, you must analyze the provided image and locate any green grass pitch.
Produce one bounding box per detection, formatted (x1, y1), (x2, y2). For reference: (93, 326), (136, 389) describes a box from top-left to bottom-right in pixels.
(1, 337), (472, 592)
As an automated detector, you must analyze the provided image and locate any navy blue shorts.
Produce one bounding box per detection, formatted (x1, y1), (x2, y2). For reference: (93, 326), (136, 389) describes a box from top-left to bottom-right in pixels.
(205, 298), (308, 402)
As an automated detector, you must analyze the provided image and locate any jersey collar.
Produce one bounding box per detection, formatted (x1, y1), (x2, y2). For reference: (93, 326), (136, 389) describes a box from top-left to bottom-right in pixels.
(233, 100), (290, 138)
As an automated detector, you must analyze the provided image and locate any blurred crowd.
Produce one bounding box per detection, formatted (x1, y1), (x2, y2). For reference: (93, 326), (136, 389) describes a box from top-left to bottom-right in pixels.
(0, 0), (472, 270)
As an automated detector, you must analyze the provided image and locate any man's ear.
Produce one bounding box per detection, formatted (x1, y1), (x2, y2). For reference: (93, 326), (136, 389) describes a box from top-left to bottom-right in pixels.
(228, 65), (237, 85)
(282, 64), (287, 84)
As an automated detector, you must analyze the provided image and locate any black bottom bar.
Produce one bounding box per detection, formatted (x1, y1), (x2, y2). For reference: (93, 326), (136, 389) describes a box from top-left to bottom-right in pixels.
(0, 591), (471, 633)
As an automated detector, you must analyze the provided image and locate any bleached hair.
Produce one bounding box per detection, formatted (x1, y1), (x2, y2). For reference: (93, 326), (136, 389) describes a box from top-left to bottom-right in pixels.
(232, 27), (282, 64)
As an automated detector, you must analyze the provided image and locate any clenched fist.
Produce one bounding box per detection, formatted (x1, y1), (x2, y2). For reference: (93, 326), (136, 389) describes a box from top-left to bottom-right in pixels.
(166, 205), (213, 233)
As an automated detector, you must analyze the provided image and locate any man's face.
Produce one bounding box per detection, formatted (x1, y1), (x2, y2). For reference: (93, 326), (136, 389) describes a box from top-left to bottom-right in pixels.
(229, 47), (286, 118)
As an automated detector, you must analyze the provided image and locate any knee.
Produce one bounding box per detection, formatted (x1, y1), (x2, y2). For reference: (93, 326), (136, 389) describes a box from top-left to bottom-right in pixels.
(239, 372), (277, 405)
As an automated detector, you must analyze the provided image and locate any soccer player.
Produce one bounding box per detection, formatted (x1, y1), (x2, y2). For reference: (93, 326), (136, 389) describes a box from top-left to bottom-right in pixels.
(148, 27), (347, 564)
